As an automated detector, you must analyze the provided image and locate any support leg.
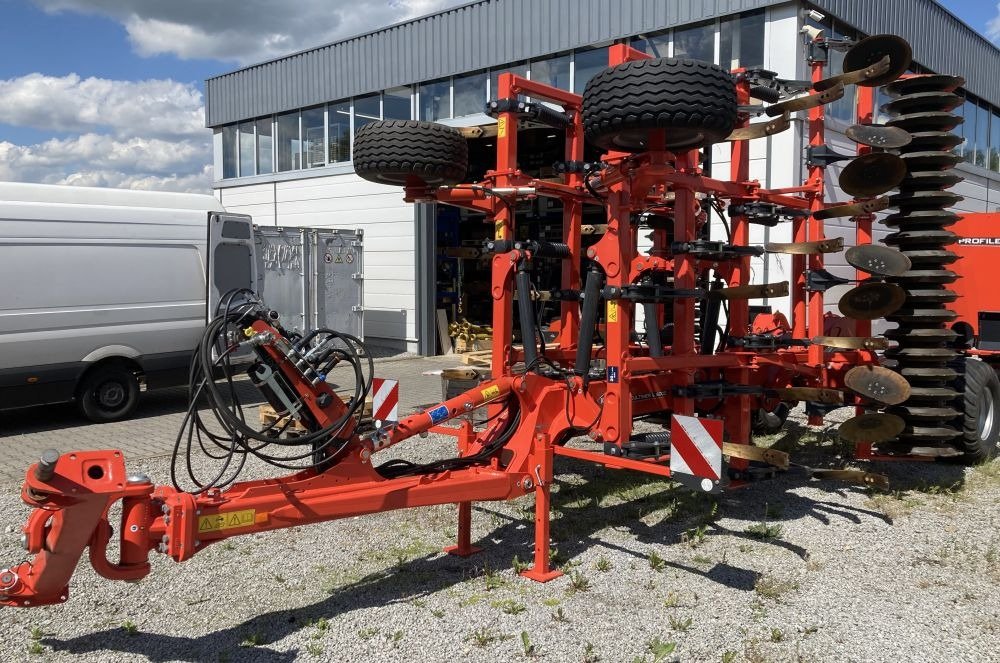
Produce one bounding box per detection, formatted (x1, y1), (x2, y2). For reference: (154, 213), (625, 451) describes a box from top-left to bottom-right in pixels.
(520, 434), (562, 582)
(444, 500), (482, 557)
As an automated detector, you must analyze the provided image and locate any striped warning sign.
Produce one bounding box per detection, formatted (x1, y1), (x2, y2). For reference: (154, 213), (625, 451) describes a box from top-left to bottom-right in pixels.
(670, 415), (724, 492)
(371, 377), (399, 422)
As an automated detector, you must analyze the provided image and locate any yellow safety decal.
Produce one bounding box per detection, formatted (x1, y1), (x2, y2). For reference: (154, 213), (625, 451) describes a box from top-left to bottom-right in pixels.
(495, 220), (505, 239)
(481, 384), (501, 402)
(607, 301), (618, 323)
(498, 116), (508, 138)
(198, 509), (255, 533)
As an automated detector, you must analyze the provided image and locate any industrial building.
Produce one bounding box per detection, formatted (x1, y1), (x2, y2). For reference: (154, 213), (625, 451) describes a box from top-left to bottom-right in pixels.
(205, 0), (1000, 354)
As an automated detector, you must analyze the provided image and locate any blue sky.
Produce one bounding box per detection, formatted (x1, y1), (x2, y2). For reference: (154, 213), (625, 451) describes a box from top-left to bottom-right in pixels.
(0, 0), (996, 192)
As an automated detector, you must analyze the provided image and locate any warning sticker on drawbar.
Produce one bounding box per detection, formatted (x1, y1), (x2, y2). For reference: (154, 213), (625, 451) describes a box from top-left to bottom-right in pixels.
(428, 405), (449, 424)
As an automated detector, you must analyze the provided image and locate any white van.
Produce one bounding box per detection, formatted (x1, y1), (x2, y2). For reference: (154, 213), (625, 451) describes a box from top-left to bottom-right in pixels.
(0, 182), (255, 421)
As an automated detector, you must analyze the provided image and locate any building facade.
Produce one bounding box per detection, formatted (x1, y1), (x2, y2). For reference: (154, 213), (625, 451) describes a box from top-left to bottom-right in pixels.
(206, 0), (1000, 354)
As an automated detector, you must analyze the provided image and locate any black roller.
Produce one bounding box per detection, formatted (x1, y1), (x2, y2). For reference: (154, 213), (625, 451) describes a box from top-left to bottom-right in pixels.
(889, 190), (963, 209)
(897, 171), (964, 190)
(881, 92), (962, 115)
(905, 131), (964, 152)
(887, 111), (963, 132)
(884, 230), (959, 246)
(899, 151), (964, 170)
(900, 250), (959, 265)
(882, 210), (959, 228)
(884, 74), (965, 96)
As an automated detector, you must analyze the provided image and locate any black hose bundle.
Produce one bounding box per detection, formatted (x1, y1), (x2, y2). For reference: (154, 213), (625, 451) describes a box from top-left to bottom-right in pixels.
(170, 289), (374, 493)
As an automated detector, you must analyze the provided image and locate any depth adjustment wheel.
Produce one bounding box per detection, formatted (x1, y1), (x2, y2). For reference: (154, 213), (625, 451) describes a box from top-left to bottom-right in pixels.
(353, 120), (469, 187)
(582, 57), (737, 152)
(76, 363), (140, 423)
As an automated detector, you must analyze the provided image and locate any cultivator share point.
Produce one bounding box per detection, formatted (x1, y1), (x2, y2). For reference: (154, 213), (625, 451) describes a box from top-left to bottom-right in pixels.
(4, 34), (999, 610)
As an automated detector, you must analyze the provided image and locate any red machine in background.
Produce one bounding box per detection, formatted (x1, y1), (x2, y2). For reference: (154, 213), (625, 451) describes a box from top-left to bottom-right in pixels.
(3, 32), (997, 613)
(951, 212), (1000, 339)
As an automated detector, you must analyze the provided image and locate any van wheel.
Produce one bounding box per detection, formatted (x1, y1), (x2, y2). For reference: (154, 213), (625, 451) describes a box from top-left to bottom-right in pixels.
(77, 364), (140, 423)
(956, 359), (1000, 464)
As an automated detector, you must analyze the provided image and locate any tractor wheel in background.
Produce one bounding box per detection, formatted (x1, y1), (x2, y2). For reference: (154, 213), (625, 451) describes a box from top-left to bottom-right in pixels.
(77, 363), (140, 423)
(353, 120), (468, 187)
(582, 57), (738, 152)
(956, 359), (1000, 464)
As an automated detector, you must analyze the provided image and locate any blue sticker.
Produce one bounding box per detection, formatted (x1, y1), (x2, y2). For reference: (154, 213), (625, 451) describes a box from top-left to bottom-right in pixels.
(607, 366), (619, 383)
(428, 405), (449, 424)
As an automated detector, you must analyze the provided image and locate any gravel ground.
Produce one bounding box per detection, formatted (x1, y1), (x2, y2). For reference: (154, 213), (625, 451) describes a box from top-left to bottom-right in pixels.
(1, 409), (998, 663)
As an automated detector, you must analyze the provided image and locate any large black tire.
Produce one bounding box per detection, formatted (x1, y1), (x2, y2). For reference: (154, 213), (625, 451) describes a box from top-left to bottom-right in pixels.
(353, 120), (468, 187)
(957, 359), (1000, 463)
(582, 58), (737, 152)
(77, 363), (140, 423)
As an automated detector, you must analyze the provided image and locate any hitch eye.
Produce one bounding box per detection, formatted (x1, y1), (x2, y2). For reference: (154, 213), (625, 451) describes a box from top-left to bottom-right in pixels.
(85, 464), (106, 481)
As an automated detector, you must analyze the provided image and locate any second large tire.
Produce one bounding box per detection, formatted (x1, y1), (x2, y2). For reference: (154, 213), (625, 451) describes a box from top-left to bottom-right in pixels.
(957, 358), (1000, 463)
(353, 120), (468, 187)
(582, 57), (737, 152)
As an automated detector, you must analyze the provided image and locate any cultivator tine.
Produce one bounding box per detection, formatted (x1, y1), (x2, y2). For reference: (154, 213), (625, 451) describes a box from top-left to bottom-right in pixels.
(709, 281), (789, 300)
(807, 468), (890, 491)
(764, 83), (844, 117)
(772, 387), (844, 404)
(838, 152), (907, 197)
(838, 282), (907, 320)
(765, 237), (844, 254)
(722, 442), (789, 470)
(811, 336), (889, 351)
(814, 196), (890, 220)
(814, 55), (891, 91)
(845, 123), (912, 149)
(725, 112), (791, 141)
(844, 245), (912, 277)
(845, 365), (912, 406)
(838, 413), (906, 444)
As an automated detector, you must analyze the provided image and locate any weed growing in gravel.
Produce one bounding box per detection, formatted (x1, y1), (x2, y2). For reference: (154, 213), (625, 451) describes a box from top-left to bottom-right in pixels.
(389, 630), (404, 648)
(663, 591), (680, 608)
(691, 553), (712, 566)
(770, 627), (784, 642)
(749, 599), (768, 621)
(121, 620), (138, 636)
(357, 627), (379, 640)
(483, 564), (506, 591)
(240, 632), (265, 647)
(745, 521), (782, 541)
(512, 554), (530, 574)
(494, 599), (527, 615)
(721, 651), (737, 663)
(521, 631), (539, 657)
(596, 555), (612, 572)
(682, 523), (708, 548)
(30, 626), (43, 641)
(754, 574), (799, 601)
(567, 570), (591, 593)
(431, 608), (445, 618)
(551, 607), (569, 623)
(764, 503), (783, 519)
(27, 641), (44, 656)
(644, 637), (677, 661)
(583, 642), (601, 662)
(668, 615), (692, 632)
(468, 626), (510, 648)
(648, 550), (667, 571)
(305, 642), (323, 656)
(542, 597), (561, 607)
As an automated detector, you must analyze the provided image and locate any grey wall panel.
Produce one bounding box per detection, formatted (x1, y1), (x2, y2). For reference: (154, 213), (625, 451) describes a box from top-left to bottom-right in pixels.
(205, 0), (784, 126)
(811, 0), (1000, 107)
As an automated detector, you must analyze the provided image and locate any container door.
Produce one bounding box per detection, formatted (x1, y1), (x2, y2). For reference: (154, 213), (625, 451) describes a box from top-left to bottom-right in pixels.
(206, 212), (257, 320)
(312, 229), (364, 338)
(254, 226), (309, 334)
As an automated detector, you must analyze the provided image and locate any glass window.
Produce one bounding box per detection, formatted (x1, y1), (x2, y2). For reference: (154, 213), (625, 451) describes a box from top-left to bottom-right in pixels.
(574, 47), (609, 94)
(826, 26), (857, 123)
(453, 71), (487, 117)
(238, 122), (255, 176)
(531, 53), (571, 91)
(490, 62), (528, 99)
(962, 99), (977, 165)
(354, 94), (381, 131)
(302, 106), (325, 169)
(276, 110), (300, 172)
(632, 32), (669, 58)
(719, 10), (764, 69)
(419, 79), (451, 120)
(256, 118), (273, 175)
(991, 110), (1000, 172)
(384, 86), (411, 120)
(977, 102), (990, 169)
(673, 20), (715, 62)
(221, 125), (237, 179)
(328, 101), (351, 163)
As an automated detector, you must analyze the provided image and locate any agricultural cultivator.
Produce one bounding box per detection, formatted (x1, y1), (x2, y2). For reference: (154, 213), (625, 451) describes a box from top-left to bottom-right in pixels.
(3, 32), (998, 611)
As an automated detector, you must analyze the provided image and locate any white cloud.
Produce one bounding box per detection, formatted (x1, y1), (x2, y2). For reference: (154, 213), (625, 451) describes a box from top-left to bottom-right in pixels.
(987, 3), (1000, 42)
(33, 0), (469, 65)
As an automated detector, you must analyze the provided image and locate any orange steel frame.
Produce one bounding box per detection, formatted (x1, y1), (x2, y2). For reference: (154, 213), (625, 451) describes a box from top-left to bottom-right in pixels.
(2, 45), (885, 608)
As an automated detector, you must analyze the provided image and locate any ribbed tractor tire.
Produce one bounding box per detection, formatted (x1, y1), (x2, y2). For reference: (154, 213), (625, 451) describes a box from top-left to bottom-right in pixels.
(957, 359), (1000, 464)
(582, 57), (737, 152)
(353, 120), (468, 187)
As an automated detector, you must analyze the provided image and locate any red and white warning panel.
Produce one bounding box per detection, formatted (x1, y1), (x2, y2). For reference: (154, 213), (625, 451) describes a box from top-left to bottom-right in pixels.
(669, 415), (725, 493)
(371, 377), (400, 422)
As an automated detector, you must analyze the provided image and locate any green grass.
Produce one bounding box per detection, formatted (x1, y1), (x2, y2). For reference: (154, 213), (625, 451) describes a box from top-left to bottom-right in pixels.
(745, 522), (783, 541)
(754, 574), (799, 601)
